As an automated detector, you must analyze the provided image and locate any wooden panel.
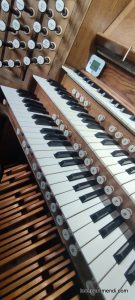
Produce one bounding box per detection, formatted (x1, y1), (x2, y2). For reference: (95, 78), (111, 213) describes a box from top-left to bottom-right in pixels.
(66, 0), (131, 69)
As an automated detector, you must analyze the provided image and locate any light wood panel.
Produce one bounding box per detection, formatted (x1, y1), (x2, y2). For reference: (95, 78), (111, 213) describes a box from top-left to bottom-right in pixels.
(66, 0), (131, 70)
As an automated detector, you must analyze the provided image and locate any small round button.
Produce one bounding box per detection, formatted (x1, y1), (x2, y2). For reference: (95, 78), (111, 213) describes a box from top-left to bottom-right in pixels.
(56, 0), (64, 12)
(43, 38), (50, 49)
(23, 56), (30, 66)
(104, 185), (114, 195)
(37, 56), (44, 65)
(62, 229), (70, 241)
(1, 0), (9, 12)
(115, 131), (123, 139)
(108, 125), (117, 133)
(25, 147), (30, 155)
(0, 20), (6, 32)
(13, 38), (20, 49)
(56, 215), (63, 226)
(98, 114), (105, 122)
(28, 39), (35, 50)
(128, 145), (135, 153)
(50, 203), (57, 213)
(32, 162), (37, 171)
(52, 114), (57, 120)
(84, 158), (93, 167)
(40, 181), (46, 190)
(36, 171), (42, 180)
(60, 123), (65, 131)
(33, 21), (41, 33)
(79, 95), (85, 103)
(122, 138), (130, 146)
(121, 208), (132, 220)
(16, 0), (24, 10)
(45, 191), (51, 201)
(72, 88), (77, 96)
(64, 130), (71, 137)
(22, 140), (26, 148)
(79, 150), (87, 159)
(69, 244), (78, 257)
(48, 19), (56, 31)
(90, 166), (99, 175)
(97, 176), (106, 185)
(8, 59), (14, 68)
(38, 0), (47, 12)
(12, 19), (20, 31)
(84, 100), (90, 107)
(56, 118), (61, 126)
(16, 128), (20, 135)
(75, 91), (80, 99)
(73, 143), (81, 151)
(112, 196), (123, 207)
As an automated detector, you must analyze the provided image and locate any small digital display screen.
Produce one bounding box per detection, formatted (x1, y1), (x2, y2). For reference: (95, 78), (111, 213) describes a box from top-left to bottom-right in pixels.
(90, 60), (100, 71)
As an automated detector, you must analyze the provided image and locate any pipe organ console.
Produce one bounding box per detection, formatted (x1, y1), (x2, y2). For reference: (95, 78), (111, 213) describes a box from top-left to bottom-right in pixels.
(0, 0), (135, 299)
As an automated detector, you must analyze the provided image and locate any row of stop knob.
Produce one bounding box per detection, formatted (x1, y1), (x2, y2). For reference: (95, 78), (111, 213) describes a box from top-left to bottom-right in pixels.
(1, 0), (68, 18)
(72, 88), (135, 154)
(0, 38), (56, 50)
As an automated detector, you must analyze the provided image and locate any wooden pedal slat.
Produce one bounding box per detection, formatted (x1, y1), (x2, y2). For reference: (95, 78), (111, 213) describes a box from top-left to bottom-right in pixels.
(3, 164), (28, 174)
(37, 226), (57, 240)
(0, 203), (19, 216)
(0, 206), (44, 230)
(0, 176), (31, 193)
(30, 290), (47, 300)
(49, 258), (71, 275)
(0, 256), (64, 297)
(0, 198), (44, 220)
(2, 276), (44, 300)
(53, 271), (76, 289)
(0, 183), (35, 200)
(0, 240), (32, 261)
(0, 191), (41, 209)
(20, 184), (38, 195)
(0, 243), (62, 282)
(0, 223), (54, 255)
(1, 169), (30, 183)
(70, 296), (80, 300)
(14, 268), (70, 300)
(0, 233), (57, 266)
(0, 215), (49, 243)
(45, 281), (74, 300)
(0, 212), (22, 226)
(0, 229), (29, 249)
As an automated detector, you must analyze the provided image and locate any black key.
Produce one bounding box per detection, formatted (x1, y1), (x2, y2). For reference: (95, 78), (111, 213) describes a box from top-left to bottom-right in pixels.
(130, 115), (135, 121)
(71, 106), (87, 113)
(48, 141), (72, 147)
(47, 79), (60, 87)
(67, 171), (92, 181)
(99, 216), (124, 238)
(18, 91), (38, 100)
(80, 188), (104, 203)
(35, 119), (55, 126)
(111, 150), (128, 157)
(24, 102), (44, 109)
(114, 234), (135, 264)
(67, 101), (82, 107)
(87, 123), (103, 130)
(82, 118), (98, 124)
(102, 139), (118, 146)
(63, 96), (77, 102)
(55, 87), (67, 92)
(77, 113), (93, 119)
(126, 166), (135, 174)
(125, 260), (135, 285)
(27, 107), (47, 114)
(22, 98), (41, 105)
(95, 132), (110, 139)
(32, 114), (51, 120)
(40, 128), (61, 134)
(44, 134), (67, 141)
(73, 179), (97, 192)
(91, 204), (116, 223)
(54, 151), (77, 158)
(119, 158), (135, 166)
(59, 158), (84, 167)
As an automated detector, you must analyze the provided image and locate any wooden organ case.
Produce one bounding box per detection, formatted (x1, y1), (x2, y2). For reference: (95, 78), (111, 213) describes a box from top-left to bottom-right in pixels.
(0, 0), (135, 299)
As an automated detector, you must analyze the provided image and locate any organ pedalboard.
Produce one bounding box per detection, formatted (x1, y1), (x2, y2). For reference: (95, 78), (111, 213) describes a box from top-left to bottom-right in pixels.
(1, 64), (135, 300)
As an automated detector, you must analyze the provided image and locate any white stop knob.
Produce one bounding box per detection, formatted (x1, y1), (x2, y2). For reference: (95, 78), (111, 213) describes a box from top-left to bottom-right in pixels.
(108, 125), (117, 133)
(84, 158), (93, 167)
(98, 114), (105, 122)
(112, 196), (123, 207)
(115, 131), (123, 139)
(73, 143), (81, 151)
(122, 138), (130, 146)
(104, 185), (114, 195)
(128, 145), (135, 153)
(97, 176), (106, 185)
(121, 208), (132, 220)
(79, 150), (87, 159)
(90, 166), (99, 175)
